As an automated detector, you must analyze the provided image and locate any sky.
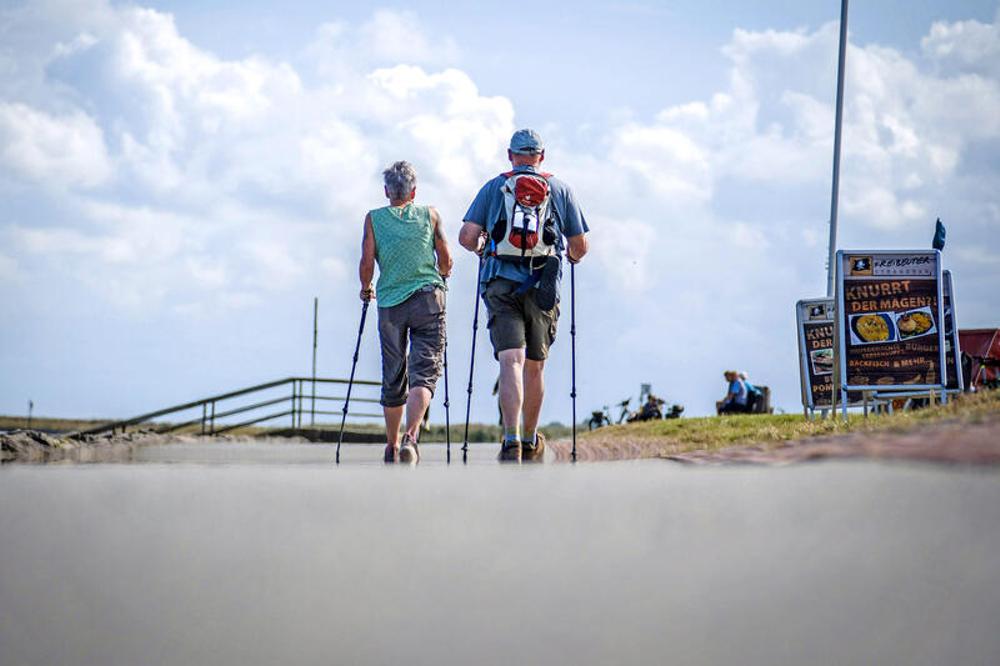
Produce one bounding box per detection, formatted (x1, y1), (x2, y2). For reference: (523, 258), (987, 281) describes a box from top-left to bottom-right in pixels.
(1, 0), (998, 426)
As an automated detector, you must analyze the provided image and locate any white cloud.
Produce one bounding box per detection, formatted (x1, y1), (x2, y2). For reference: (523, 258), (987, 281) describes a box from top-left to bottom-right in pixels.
(922, 11), (1000, 78)
(590, 14), (1000, 239)
(309, 9), (460, 75)
(0, 2), (513, 316)
(0, 102), (112, 187)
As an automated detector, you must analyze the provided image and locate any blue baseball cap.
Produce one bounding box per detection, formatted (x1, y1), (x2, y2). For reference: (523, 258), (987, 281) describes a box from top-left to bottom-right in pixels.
(509, 128), (544, 154)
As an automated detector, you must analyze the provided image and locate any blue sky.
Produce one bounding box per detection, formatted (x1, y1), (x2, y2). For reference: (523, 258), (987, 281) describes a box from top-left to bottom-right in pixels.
(1, 0), (999, 424)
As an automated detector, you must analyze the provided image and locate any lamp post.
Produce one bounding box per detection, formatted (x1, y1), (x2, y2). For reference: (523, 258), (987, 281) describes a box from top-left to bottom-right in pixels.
(311, 297), (318, 426)
(826, 0), (849, 297)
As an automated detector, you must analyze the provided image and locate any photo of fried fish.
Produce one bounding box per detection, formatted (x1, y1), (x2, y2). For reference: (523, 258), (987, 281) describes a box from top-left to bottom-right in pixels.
(897, 311), (933, 338)
(810, 348), (834, 375)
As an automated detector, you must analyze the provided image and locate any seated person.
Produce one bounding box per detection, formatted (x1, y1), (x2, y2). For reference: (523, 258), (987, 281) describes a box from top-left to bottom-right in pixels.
(639, 394), (663, 420)
(739, 371), (761, 412)
(718, 370), (749, 414)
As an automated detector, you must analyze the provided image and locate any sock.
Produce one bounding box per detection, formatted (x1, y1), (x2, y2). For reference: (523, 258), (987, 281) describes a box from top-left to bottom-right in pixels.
(503, 426), (520, 444)
(522, 431), (537, 446)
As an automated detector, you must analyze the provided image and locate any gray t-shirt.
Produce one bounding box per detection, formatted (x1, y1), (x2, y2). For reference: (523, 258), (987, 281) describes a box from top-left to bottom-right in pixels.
(463, 165), (589, 290)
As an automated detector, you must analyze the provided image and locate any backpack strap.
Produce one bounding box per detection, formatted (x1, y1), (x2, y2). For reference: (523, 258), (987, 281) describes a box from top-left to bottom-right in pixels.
(502, 170), (553, 179)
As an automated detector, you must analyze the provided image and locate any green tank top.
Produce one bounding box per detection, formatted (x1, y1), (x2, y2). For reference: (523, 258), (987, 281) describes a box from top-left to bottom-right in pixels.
(370, 204), (444, 308)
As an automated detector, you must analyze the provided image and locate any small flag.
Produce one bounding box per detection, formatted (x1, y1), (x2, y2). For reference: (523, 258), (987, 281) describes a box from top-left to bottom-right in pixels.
(932, 218), (946, 251)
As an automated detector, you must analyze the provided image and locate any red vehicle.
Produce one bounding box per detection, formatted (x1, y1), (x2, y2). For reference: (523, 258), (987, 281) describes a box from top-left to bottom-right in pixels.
(958, 328), (1000, 389)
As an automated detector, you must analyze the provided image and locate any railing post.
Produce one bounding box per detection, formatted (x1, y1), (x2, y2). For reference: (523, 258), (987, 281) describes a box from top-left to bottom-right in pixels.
(210, 401), (216, 435)
(297, 380), (304, 429)
(201, 403), (207, 435)
(291, 380), (297, 428)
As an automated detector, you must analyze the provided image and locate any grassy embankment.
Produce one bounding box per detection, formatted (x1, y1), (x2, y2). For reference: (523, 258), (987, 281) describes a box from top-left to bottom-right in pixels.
(0, 415), (571, 443)
(577, 389), (1000, 457)
(0, 416), (111, 433)
(7, 392), (996, 450)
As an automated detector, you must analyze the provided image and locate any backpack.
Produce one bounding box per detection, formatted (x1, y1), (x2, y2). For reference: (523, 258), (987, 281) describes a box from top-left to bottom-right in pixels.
(488, 170), (559, 268)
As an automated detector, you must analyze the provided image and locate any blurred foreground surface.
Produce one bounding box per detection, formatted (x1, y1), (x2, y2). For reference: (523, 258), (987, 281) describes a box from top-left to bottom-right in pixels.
(1, 443), (998, 665)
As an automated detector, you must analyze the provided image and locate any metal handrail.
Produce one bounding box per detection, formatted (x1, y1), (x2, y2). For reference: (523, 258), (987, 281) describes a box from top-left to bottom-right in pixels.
(70, 376), (381, 438)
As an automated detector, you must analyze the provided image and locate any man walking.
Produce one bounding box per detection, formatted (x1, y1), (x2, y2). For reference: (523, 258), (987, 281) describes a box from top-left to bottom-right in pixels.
(459, 129), (589, 461)
(360, 161), (452, 463)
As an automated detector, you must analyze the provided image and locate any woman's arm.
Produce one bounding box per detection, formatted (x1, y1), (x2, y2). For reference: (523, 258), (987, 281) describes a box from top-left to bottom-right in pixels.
(359, 213), (376, 301)
(430, 207), (453, 278)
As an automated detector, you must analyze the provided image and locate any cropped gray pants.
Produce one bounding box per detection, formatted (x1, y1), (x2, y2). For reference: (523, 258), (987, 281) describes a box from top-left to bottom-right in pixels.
(377, 285), (446, 408)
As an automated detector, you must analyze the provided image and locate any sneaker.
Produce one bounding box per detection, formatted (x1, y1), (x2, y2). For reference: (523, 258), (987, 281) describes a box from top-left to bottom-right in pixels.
(522, 432), (546, 462)
(498, 438), (522, 462)
(384, 444), (398, 464)
(399, 433), (420, 464)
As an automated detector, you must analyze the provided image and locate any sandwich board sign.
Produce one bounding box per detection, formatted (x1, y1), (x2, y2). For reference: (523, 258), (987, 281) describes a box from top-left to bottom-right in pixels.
(943, 270), (964, 391)
(796, 298), (862, 412)
(835, 250), (947, 409)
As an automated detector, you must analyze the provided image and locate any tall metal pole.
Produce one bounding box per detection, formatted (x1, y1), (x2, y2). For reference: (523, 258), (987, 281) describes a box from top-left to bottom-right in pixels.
(826, 0), (849, 297)
(311, 296), (318, 426)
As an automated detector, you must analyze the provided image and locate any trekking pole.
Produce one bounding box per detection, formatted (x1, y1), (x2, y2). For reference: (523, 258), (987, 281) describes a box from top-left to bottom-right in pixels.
(337, 299), (370, 464)
(462, 255), (484, 463)
(444, 340), (451, 463)
(570, 261), (578, 461)
(443, 282), (452, 464)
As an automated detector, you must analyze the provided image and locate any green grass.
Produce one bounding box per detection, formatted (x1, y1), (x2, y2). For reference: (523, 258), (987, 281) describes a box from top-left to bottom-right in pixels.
(0, 416), (112, 433)
(0, 414), (572, 444)
(10, 392), (996, 452)
(579, 389), (1000, 455)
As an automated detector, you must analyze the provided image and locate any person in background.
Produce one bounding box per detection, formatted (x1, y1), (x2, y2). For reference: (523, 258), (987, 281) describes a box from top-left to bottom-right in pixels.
(718, 370), (748, 414)
(359, 160), (452, 463)
(739, 371), (761, 413)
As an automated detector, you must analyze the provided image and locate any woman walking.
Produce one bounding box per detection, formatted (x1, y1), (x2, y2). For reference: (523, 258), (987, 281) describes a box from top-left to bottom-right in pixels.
(359, 161), (452, 463)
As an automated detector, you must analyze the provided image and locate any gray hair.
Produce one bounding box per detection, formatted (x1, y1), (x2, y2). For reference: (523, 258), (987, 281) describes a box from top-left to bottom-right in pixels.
(383, 161), (417, 200)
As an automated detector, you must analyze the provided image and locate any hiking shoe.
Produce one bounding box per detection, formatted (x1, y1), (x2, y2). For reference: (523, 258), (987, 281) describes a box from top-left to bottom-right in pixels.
(399, 433), (420, 464)
(522, 432), (546, 462)
(498, 438), (522, 462)
(384, 444), (398, 464)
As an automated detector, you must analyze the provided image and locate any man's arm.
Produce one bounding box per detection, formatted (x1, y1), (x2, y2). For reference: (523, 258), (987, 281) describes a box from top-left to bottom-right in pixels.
(430, 207), (453, 277)
(459, 179), (494, 254)
(553, 179), (589, 263)
(566, 232), (588, 263)
(359, 213), (376, 301)
(459, 221), (486, 254)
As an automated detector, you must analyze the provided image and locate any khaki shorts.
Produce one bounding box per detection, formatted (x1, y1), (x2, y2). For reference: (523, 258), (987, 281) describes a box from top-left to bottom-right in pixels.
(377, 286), (446, 407)
(484, 278), (559, 361)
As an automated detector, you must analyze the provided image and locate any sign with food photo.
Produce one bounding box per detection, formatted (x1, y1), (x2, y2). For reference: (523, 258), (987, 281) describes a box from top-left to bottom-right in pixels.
(943, 270), (964, 391)
(796, 299), (863, 409)
(836, 250), (947, 392)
